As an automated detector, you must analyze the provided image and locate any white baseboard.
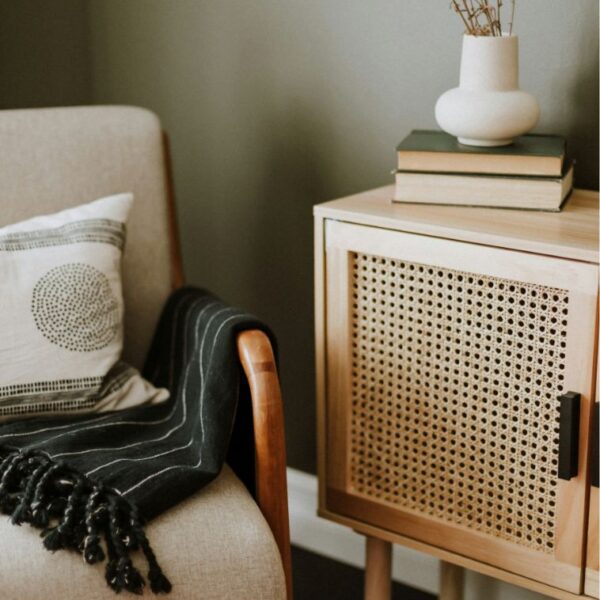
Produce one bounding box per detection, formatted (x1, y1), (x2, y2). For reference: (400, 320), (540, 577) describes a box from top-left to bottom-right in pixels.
(286, 467), (550, 600)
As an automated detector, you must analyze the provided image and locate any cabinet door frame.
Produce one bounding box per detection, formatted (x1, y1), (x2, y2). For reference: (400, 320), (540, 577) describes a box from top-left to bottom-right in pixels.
(323, 220), (598, 594)
(585, 485), (599, 597)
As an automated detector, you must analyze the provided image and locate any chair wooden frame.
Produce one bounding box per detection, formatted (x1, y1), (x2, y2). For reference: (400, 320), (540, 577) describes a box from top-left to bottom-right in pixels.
(162, 133), (293, 599)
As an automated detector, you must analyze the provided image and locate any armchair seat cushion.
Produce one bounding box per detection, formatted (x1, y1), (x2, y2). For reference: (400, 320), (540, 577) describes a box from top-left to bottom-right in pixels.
(0, 465), (286, 600)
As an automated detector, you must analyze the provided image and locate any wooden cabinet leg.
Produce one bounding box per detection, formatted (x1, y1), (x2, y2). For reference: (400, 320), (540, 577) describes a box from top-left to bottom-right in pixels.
(364, 536), (392, 600)
(439, 561), (464, 600)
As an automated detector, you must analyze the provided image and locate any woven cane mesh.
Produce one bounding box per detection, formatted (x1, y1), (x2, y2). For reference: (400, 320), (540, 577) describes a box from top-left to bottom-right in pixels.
(349, 252), (569, 554)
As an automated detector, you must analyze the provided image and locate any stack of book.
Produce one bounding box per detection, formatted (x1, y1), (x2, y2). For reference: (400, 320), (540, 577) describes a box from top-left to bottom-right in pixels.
(393, 130), (573, 211)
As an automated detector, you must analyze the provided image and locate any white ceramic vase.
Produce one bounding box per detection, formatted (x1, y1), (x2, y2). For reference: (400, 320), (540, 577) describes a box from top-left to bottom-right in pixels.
(435, 35), (540, 147)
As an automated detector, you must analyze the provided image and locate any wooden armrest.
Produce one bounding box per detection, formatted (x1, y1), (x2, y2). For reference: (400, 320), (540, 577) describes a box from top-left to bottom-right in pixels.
(237, 330), (293, 600)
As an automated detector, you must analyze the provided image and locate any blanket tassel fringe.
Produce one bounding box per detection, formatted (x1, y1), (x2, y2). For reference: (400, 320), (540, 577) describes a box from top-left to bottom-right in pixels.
(0, 448), (171, 595)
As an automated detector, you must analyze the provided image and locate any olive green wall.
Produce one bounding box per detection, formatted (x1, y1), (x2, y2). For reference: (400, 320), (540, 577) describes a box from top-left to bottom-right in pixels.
(86, 0), (599, 474)
(1, 1), (598, 476)
(0, 0), (91, 109)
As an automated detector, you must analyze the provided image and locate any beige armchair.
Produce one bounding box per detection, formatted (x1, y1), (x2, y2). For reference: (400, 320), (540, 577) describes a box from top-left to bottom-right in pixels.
(0, 106), (292, 600)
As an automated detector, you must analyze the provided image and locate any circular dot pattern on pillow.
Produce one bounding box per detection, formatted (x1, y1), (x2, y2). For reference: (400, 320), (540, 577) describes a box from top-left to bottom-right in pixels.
(31, 262), (119, 352)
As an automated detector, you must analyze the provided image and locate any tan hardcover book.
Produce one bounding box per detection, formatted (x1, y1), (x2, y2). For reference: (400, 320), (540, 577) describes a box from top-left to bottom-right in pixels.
(393, 162), (574, 211)
(397, 130), (566, 177)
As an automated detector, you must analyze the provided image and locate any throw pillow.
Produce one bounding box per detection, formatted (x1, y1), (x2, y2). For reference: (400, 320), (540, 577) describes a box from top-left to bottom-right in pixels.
(0, 193), (169, 422)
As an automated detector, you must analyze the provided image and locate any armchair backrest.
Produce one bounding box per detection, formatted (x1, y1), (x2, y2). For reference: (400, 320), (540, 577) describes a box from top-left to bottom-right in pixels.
(0, 106), (179, 369)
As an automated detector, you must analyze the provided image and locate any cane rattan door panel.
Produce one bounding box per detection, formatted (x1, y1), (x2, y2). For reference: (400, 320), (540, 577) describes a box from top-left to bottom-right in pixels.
(324, 220), (598, 594)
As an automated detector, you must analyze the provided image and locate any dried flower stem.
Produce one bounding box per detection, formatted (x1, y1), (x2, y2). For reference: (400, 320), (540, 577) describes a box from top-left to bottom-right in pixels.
(451, 0), (472, 32)
(483, 3), (495, 35)
(450, 0), (514, 36)
(497, 0), (503, 33)
(461, 0), (477, 33)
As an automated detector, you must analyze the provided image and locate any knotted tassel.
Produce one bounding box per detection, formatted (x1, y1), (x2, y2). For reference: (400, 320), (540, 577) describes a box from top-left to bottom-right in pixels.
(30, 461), (64, 528)
(61, 474), (86, 547)
(0, 452), (22, 494)
(46, 496), (67, 518)
(42, 473), (85, 551)
(116, 556), (145, 596)
(42, 524), (65, 551)
(104, 522), (120, 593)
(0, 450), (20, 478)
(0, 451), (29, 512)
(0, 449), (172, 595)
(106, 495), (145, 595)
(130, 504), (172, 594)
(11, 455), (51, 525)
(82, 485), (106, 564)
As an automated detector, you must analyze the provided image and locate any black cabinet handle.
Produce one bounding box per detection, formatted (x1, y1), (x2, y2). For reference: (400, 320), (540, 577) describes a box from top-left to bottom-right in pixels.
(558, 392), (580, 481)
(591, 402), (599, 488)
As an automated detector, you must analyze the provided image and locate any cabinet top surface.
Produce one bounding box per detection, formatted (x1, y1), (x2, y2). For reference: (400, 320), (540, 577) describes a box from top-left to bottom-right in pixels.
(314, 185), (599, 264)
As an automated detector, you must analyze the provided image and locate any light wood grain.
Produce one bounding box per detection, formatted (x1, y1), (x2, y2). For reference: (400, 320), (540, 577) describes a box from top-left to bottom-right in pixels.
(319, 505), (583, 600)
(237, 330), (293, 600)
(584, 356), (600, 598)
(584, 336), (600, 598)
(328, 487), (581, 593)
(325, 247), (353, 492)
(555, 284), (598, 568)
(315, 187), (600, 599)
(326, 219), (598, 291)
(585, 486), (599, 598)
(439, 561), (464, 600)
(324, 220), (597, 588)
(364, 536), (392, 600)
(315, 215), (328, 509)
(314, 186), (599, 264)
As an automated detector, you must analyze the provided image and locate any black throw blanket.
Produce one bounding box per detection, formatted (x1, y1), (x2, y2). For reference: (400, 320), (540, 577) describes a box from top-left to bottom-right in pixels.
(0, 287), (271, 595)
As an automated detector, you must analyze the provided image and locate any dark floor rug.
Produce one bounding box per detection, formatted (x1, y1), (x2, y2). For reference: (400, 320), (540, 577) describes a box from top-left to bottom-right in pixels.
(292, 545), (435, 600)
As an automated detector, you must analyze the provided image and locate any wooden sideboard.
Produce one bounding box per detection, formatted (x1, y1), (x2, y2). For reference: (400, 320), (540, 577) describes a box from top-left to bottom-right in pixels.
(314, 186), (599, 599)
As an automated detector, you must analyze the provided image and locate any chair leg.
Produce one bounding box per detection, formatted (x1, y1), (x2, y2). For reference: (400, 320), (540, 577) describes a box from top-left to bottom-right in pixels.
(364, 536), (392, 600)
(439, 561), (464, 600)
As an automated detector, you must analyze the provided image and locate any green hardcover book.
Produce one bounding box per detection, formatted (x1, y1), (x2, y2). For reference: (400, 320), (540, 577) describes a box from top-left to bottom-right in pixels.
(397, 130), (566, 177)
